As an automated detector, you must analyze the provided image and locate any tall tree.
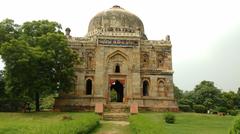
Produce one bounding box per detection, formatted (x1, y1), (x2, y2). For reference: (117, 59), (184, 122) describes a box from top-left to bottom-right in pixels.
(234, 88), (240, 109)
(178, 90), (195, 107)
(0, 19), (19, 44)
(173, 84), (183, 103)
(193, 80), (221, 109)
(0, 19), (78, 111)
(220, 91), (237, 109)
(0, 71), (5, 97)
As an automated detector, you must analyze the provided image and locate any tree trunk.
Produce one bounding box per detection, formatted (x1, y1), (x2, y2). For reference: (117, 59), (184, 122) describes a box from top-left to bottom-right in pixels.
(35, 92), (40, 112)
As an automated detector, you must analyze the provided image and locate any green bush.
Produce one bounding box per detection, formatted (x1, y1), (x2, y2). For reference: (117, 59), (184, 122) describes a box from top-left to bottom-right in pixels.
(110, 89), (117, 102)
(209, 109), (218, 114)
(216, 106), (228, 114)
(229, 110), (238, 116)
(164, 113), (175, 124)
(179, 105), (192, 112)
(40, 95), (56, 110)
(0, 99), (23, 112)
(193, 105), (207, 113)
(229, 118), (240, 134)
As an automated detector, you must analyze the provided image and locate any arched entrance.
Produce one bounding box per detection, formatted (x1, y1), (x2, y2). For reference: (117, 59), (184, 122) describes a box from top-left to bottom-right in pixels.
(143, 80), (149, 96)
(86, 79), (92, 95)
(110, 80), (124, 102)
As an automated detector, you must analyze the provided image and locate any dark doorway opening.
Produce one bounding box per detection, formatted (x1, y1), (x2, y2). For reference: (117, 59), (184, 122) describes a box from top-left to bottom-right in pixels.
(143, 80), (149, 96)
(86, 79), (92, 95)
(110, 80), (124, 102)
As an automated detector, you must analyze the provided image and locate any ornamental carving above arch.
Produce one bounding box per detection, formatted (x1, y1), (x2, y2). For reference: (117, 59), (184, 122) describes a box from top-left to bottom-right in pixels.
(107, 50), (128, 63)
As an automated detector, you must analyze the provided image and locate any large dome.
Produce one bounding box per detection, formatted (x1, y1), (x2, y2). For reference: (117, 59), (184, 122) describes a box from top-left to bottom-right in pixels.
(87, 5), (145, 37)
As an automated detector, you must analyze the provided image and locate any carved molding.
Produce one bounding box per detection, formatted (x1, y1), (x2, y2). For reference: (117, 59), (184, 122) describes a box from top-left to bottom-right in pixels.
(85, 49), (95, 69)
(140, 52), (149, 68)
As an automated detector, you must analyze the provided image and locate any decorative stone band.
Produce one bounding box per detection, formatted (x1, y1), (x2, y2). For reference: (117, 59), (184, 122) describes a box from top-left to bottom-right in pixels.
(140, 69), (174, 75)
(98, 38), (139, 47)
(142, 40), (171, 45)
(86, 28), (142, 37)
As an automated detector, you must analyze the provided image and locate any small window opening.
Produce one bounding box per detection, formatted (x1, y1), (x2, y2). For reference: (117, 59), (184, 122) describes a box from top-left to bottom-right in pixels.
(115, 64), (120, 73)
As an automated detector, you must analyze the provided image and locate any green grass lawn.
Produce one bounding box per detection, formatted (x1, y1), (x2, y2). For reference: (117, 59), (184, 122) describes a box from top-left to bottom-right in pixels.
(0, 112), (237, 134)
(0, 112), (100, 134)
(92, 121), (131, 134)
(129, 112), (237, 134)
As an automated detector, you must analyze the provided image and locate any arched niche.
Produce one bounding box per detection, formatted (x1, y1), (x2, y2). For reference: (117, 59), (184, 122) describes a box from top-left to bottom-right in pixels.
(106, 50), (129, 74)
(86, 79), (92, 95)
(143, 80), (149, 96)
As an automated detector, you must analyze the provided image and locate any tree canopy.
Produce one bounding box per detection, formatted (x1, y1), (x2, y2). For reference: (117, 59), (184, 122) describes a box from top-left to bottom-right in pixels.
(0, 19), (20, 44)
(0, 19), (78, 111)
(193, 80), (221, 109)
(176, 80), (240, 113)
(0, 71), (4, 97)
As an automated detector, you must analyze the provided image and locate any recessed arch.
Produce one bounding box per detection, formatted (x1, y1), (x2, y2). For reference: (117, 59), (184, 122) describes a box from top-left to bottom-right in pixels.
(157, 54), (164, 68)
(110, 80), (124, 102)
(143, 80), (149, 96)
(86, 79), (92, 95)
(158, 80), (165, 89)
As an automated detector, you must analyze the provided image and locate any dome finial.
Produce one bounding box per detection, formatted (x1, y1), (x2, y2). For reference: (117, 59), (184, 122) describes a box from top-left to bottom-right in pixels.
(65, 27), (71, 38)
(112, 5), (121, 8)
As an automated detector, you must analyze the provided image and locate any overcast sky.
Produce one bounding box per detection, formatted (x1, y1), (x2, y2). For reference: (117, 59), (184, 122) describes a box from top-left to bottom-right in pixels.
(1, 0), (240, 91)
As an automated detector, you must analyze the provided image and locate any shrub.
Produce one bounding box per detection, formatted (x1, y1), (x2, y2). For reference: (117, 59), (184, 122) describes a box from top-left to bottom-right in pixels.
(179, 105), (192, 112)
(193, 105), (207, 113)
(229, 118), (240, 134)
(110, 89), (117, 102)
(0, 99), (24, 112)
(216, 106), (228, 114)
(40, 95), (56, 110)
(229, 110), (238, 116)
(164, 113), (175, 124)
(209, 109), (218, 114)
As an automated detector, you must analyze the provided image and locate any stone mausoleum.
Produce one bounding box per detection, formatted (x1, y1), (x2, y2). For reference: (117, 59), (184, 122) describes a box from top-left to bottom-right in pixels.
(55, 5), (178, 112)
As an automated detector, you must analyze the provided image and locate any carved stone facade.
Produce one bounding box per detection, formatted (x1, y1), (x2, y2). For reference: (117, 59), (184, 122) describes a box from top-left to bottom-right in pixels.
(54, 5), (178, 112)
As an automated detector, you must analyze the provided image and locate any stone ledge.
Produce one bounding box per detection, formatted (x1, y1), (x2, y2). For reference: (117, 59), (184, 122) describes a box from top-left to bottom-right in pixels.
(132, 97), (175, 101)
(55, 96), (105, 99)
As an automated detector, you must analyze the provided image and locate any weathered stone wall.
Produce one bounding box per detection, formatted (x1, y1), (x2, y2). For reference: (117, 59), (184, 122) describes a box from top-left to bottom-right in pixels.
(54, 36), (178, 111)
(54, 5), (178, 111)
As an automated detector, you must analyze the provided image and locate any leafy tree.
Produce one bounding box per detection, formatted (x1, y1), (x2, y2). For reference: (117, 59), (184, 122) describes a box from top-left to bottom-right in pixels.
(173, 84), (183, 103)
(0, 70), (5, 97)
(0, 19), (20, 44)
(175, 81), (240, 112)
(178, 90), (195, 107)
(220, 91), (237, 109)
(0, 19), (78, 111)
(193, 80), (221, 109)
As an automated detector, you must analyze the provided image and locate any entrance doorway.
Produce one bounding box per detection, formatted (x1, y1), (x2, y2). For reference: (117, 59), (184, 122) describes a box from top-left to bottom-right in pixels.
(110, 80), (124, 102)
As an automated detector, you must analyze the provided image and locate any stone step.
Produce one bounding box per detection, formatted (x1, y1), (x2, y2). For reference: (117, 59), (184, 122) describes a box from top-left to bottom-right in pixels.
(103, 113), (129, 121)
(105, 103), (129, 113)
(105, 103), (128, 108)
(107, 108), (128, 113)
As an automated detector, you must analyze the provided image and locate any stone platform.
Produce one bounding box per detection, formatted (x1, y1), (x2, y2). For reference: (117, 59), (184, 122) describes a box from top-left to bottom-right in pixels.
(103, 103), (130, 121)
